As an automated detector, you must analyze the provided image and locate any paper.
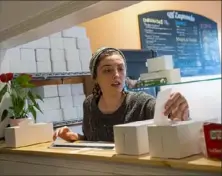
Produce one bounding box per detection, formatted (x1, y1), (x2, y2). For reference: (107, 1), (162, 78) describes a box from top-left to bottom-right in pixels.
(52, 140), (115, 149)
(154, 88), (172, 126)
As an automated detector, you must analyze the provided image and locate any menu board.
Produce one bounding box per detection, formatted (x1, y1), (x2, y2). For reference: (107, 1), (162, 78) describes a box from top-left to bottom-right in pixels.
(138, 10), (221, 77)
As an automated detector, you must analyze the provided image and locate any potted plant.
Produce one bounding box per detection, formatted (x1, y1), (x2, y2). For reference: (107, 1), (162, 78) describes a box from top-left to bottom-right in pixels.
(0, 73), (43, 126)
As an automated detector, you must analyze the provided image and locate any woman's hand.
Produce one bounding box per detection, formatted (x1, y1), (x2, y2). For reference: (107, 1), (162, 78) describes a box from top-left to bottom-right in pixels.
(164, 92), (189, 121)
(53, 126), (78, 142)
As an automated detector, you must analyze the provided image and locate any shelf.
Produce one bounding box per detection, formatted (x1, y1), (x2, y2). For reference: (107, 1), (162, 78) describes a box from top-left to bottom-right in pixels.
(13, 72), (91, 80)
(130, 77), (221, 91)
(11, 72), (94, 96)
(53, 119), (83, 128)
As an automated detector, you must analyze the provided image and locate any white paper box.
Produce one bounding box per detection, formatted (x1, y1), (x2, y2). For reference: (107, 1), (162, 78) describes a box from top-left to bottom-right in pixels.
(0, 59), (10, 73)
(63, 38), (77, 50)
(62, 26), (87, 38)
(9, 59), (22, 73)
(36, 97), (60, 111)
(36, 109), (63, 123)
(4, 47), (21, 61)
(32, 85), (58, 98)
(20, 48), (35, 62)
(51, 61), (67, 72)
(79, 49), (92, 72)
(36, 61), (52, 72)
(71, 83), (84, 95)
(64, 49), (79, 61)
(62, 107), (78, 121)
(50, 49), (65, 61)
(57, 84), (72, 97)
(21, 60), (37, 73)
(140, 69), (181, 83)
(76, 38), (90, 49)
(50, 32), (62, 38)
(113, 119), (154, 155)
(4, 122), (53, 148)
(50, 38), (64, 49)
(66, 60), (82, 72)
(72, 95), (85, 107)
(76, 106), (83, 119)
(147, 120), (203, 159)
(59, 96), (73, 108)
(22, 37), (50, 49)
(146, 55), (174, 72)
(36, 49), (50, 62)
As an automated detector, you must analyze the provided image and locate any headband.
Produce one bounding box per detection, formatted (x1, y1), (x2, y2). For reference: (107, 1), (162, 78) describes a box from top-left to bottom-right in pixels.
(89, 47), (126, 79)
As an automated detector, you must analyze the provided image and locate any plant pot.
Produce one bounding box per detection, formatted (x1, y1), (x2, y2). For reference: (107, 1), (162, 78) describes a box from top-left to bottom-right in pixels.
(9, 118), (27, 127)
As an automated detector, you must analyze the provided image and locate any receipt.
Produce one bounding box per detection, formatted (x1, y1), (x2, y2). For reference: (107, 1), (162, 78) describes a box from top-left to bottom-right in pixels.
(153, 88), (172, 126)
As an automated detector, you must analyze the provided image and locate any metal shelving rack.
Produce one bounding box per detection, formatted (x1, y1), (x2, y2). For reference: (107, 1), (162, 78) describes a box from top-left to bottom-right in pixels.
(12, 71), (93, 128)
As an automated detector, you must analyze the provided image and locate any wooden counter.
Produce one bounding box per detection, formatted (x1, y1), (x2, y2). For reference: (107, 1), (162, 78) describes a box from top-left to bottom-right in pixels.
(0, 141), (221, 175)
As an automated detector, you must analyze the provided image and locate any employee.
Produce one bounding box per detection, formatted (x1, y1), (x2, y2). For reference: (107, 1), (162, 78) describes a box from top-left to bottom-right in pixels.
(53, 47), (189, 142)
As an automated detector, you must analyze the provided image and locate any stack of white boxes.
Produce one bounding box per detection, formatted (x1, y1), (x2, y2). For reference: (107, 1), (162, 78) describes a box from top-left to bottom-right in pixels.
(0, 26), (91, 124)
(0, 26), (92, 73)
(140, 55), (181, 84)
(31, 83), (85, 123)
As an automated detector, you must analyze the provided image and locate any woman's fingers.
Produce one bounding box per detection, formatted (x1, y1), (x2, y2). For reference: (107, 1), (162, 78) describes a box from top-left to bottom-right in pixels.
(164, 93), (181, 115)
(53, 126), (71, 141)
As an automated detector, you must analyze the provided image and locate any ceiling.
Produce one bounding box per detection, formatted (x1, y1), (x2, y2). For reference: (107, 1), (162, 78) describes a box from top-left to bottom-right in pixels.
(0, 1), (141, 50)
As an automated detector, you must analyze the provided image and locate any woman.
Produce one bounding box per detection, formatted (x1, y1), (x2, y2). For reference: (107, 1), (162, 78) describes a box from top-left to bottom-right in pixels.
(53, 47), (189, 142)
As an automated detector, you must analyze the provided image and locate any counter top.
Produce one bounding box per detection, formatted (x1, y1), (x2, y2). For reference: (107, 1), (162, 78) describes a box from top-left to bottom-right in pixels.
(0, 141), (221, 173)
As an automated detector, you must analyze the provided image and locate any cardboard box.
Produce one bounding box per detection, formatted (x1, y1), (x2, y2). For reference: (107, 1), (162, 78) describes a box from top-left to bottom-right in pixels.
(140, 69), (181, 84)
(50, 49), (65, 61)
(113, 119), (154, 155)
(4, 47), (21, 61)
(36, 97), (60, 111)
(49, 38), (64, 49)
(147, 120), (203, 159)
(79, 49), (92, 72)
(62, 26), (87, 38)
(63, 38), (77, 50)
(35, 49), (50, 62)
(72, 95), (85, 107)
(4, 121), (53, 148)
(71, 83), (84, 95)
(9, 59), (22, 73)
(21, 60), (37, 73)
(66, 60), (82, 72)
(36, 109), (63, 123)
(51, 61), (67, 72)
(76, 38), (90, 49)
(0, 59), (10, 74)
(57, 84), (72, 97)
(76, 106), (83, 119)
(22, 37), (50, 49)
(59, 96), (73, 108)
(32, 85), (58, 98)
(62, 107), (78, 121)
(146, 55), (174, 72)
(64, 49), (79, 61)
(20, 48), (36, 62)
(36, 61), (52, 72)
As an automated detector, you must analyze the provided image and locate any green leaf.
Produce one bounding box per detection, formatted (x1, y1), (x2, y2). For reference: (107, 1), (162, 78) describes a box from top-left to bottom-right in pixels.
(28, 91), (43, 113)
(15, 74), (32, 85)
(1, 109), (8, 122)
(0, 84), (8, 103)
(28, 105), (36, 122)
(33, 103), (43, 114)
(35, 94), (43, 102)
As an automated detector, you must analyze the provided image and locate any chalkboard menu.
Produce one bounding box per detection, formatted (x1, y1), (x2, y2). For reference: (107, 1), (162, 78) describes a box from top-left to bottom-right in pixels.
(138, 10), (221, 77)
